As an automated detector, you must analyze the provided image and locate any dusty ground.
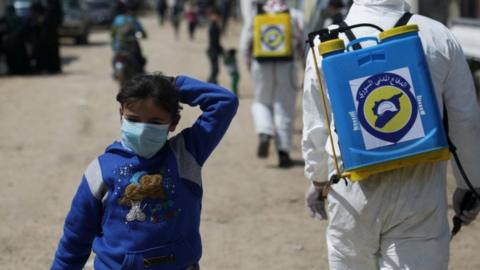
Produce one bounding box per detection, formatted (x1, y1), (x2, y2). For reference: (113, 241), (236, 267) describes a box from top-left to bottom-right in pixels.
(0, 13), (479, 270)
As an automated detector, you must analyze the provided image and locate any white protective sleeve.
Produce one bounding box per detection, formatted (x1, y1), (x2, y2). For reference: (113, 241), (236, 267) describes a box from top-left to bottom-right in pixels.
(442, 31), (480, 189)
(239, 21), (253, 67)
(301, 44), (332, 183)
(289, 8), (306, 60)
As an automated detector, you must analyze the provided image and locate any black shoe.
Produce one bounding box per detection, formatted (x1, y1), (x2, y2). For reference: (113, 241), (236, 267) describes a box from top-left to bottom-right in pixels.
(257, 133), (271, 158)
(278, 151), (293, 168)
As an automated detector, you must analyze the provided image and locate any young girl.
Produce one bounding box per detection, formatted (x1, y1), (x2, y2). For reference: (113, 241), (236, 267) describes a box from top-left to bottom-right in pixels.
(51, 74), (238, 270)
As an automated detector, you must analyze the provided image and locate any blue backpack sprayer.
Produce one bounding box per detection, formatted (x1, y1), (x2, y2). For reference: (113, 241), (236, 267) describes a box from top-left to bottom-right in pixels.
(306, 13), (479, 239)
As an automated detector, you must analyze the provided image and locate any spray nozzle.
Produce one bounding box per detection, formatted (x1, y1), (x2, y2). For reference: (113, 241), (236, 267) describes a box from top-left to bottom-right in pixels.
(306, 28), (339, 48)
(451, 191), (478, 239)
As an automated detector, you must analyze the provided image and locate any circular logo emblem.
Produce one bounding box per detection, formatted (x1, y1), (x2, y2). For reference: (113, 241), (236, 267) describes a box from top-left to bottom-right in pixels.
(261, 25), (285, 50)
(356, 73), (418, 143)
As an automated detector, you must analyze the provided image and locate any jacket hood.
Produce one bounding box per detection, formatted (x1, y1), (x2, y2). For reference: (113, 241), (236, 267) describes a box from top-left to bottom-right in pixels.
(105, 141), (136, 157)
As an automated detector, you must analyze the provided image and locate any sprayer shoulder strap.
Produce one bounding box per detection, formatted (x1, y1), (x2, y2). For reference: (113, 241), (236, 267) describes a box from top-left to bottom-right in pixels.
(338, 21), (362, 50)
(394, 12), (413, 27)
(443, 103), (449, 134)
(443, 102), (455, 150)
(443, 102), (457, 153)
(340, 12), (413, 51)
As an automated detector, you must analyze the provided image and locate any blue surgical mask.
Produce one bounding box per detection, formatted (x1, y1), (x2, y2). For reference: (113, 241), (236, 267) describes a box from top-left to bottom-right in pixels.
(121, 118), (170, 159)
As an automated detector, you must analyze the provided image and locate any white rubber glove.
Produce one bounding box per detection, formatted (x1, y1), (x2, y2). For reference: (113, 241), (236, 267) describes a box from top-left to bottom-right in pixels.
(305, 182), (327, 220)
(453, 188), (480, 225)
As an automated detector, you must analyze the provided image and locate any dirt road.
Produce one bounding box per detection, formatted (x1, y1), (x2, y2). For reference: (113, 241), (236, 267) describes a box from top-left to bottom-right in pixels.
(0, 13), (478, 269)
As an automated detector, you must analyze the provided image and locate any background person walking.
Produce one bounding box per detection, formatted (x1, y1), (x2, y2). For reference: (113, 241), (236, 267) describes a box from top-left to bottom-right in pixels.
(240, 0), (304, 168)
(184, 1), (198, 40)
(206, 8), (223, 84)
(302, 1), (480, 269)
(156, 0), (169, 25)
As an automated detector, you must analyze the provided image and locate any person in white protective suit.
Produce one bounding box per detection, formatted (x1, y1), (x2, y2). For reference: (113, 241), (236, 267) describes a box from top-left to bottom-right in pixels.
(240, 0), (304, 168)
(302, 0), (480, 269)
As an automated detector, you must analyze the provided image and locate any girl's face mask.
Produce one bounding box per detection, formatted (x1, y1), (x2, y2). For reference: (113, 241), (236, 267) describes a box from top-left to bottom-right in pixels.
(121, 118), (170, 159)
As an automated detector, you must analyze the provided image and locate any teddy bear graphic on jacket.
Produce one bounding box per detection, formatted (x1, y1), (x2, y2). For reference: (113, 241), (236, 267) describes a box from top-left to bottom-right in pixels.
(119, 172), (166, 222)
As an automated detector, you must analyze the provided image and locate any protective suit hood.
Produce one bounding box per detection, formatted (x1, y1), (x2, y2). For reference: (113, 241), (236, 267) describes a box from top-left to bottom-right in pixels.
(263, 0), (288, 13)
(353, 0), (408, 8)
(346, 0), (411, 25)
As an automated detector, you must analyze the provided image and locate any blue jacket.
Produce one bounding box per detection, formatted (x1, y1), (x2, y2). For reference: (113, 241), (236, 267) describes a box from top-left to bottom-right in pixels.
(51, 76), (238, 270)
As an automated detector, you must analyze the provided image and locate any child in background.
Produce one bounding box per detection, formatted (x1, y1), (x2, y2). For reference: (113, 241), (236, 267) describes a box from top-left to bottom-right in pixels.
(170, 0), (183, 39)
(51, 74), (238, 270)
(156, 0), (168, 25)
(223, 48), (240, 96)
(206, 8), (223, 84)
(111, 2), (147, 72)
(184, 1), (198, 40)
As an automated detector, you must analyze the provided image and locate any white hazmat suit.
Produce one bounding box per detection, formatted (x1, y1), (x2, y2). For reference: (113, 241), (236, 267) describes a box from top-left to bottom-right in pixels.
(240, 0), (304, 164)
(302, 0), (480, 269)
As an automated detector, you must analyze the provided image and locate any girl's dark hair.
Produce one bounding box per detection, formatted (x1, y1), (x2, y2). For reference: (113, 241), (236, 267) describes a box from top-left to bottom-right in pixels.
(116, 73), (182, 119)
